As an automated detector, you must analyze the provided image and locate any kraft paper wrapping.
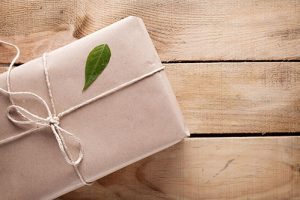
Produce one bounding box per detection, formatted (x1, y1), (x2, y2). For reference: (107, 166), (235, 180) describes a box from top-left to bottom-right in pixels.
(0, 16), (189, 199)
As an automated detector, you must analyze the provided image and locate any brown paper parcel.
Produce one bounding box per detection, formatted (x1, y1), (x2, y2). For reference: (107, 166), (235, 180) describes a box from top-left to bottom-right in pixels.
(0, 16), (189, 199)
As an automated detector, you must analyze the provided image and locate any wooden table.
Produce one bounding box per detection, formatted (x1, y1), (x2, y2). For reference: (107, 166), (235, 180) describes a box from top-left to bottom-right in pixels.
(1, 1), (300, 199)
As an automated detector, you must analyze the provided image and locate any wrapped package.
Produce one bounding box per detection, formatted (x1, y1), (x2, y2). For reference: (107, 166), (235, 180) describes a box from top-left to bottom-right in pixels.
(0, 16), (189, 199)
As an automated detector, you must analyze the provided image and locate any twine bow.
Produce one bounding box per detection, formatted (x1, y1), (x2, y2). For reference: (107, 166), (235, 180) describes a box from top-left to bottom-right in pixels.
(6, 103), (84, 167)
(0, 41), (90, 184)
(0, 40), (164, 186)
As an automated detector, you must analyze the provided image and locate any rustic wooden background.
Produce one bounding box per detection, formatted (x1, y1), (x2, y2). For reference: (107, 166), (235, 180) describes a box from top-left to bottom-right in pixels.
(1, 0), (300, 199)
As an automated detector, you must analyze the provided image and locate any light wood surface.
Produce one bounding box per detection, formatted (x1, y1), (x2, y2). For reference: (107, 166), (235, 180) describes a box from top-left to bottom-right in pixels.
(56, 137), (300, 200)
(1, 62), (299, 133)
(1, 1), (300, 199)
(0, 66), (8, 71)
(166, 62), (300, 133)
(1, 0), (300, 63)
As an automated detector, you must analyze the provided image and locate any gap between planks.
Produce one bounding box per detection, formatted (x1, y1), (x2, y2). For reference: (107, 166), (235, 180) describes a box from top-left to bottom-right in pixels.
(163, 60), (300, 63)
(2, 59), (300, 67)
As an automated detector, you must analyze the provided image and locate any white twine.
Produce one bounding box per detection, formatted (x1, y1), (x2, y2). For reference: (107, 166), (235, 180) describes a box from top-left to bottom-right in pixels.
(0, 40), (165, 185)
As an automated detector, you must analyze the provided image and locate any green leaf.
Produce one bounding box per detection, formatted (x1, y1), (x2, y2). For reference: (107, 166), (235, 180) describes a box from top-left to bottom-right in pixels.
(83, 44), (111, 91)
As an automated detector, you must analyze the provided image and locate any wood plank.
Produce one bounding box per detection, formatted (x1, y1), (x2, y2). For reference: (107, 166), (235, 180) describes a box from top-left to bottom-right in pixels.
(1, 62), (299, 133)
(0, 66), (8, 72)
(56, 137), (300, 200)
(1, 0), (300, 63)
(166, 62), (300, 133)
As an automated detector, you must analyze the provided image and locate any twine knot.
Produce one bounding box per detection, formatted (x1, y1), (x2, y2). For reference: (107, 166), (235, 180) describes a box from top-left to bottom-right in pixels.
(47, 116), (59, 126)
(0, 40), (165, 186)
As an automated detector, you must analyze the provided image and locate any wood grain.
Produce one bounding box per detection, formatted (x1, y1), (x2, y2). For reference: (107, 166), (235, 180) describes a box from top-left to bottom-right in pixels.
(166, 62), (300, 133)
(1, 62), (299, 134)
(56, 137), (300, 200)
(0, 65), (8, 72)
(1, 1), (299, 200)
(1, 0), (300, 63)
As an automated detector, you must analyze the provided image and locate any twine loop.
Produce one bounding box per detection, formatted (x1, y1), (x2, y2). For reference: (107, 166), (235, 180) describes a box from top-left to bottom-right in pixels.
(0, 40), (164, 186)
